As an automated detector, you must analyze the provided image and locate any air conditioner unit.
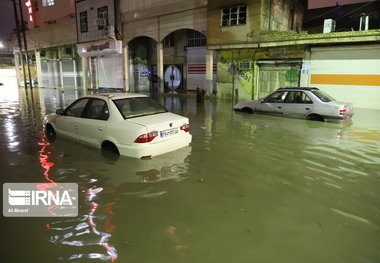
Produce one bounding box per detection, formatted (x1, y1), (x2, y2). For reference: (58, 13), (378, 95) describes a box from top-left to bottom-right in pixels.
(104, 25), (115, 38)
(239, 61), (252, 70)
(323, 19), (336, 33)
(95, 18), (106, 27)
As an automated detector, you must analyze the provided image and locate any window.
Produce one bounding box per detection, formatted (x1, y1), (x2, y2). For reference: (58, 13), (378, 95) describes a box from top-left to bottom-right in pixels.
(65, 99), (89, 117)
(284, 91), (313, 104)
(42, 0), (54, 7)
(113, 98), (167, 119)
(163, 34), (174, 48)
(263, 91), (287, 103)
(221, 5), (247, 26)
(80, 11), (88, 33)
(82, 99), (109, 120)
(311, 90), (335, 102)
(97, 6), (108, 29)
(186, 30), (206, 47)
(65, 47), (72, 55)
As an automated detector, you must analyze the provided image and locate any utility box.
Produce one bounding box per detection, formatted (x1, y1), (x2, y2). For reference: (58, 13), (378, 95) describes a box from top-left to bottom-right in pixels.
(323, 19), (336, 33)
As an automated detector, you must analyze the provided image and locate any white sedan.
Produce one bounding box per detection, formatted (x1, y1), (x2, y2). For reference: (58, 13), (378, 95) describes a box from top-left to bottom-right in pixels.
(43, 93), (192, 159)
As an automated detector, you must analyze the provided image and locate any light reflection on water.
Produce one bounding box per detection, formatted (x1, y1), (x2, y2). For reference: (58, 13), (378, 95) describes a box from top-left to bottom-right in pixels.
(0, 79), (380, 262)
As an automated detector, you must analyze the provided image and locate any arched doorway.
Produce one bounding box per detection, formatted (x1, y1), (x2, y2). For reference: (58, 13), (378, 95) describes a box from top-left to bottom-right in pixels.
(161, 29), (212, 92)
(128, 36), (157, 93)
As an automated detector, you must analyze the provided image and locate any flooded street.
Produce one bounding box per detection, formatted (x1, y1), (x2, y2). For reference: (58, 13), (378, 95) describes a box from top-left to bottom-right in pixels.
(1, 73), (380, 263)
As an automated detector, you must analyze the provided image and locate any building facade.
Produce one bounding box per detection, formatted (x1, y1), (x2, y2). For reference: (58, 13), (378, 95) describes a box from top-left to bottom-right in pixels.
(120, 0), (216, 94)
(207, 0), (380, 110)
(76, 0), (123, 90)
(12, 0), (80, 88)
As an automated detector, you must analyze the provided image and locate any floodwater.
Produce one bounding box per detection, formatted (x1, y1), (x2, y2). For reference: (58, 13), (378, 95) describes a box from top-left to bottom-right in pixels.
(1, 71), (380, 263)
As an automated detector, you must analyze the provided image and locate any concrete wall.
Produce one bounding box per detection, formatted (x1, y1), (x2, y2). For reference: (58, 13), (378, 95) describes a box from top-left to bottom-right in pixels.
(21, 17), (77, 50)
(121, 0), (207, 43)
(207, 0), (261, 46)
(31, 0), (75, 28)
(76, 0), (116, 43)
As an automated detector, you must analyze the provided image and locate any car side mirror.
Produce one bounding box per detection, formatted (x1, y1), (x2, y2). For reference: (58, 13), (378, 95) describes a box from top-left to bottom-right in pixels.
(56, 109), (64, 115)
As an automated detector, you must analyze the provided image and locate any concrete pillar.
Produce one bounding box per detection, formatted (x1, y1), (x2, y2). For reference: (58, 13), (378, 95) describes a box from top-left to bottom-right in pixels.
(14, 52), (22, 86)
(81, 56), (89, 90)
(58, 48), (64, 87)
(35, 50), (43, 87)
(73, 57), (77, 89)
(122, 45), (129, 92)
(205, 49), (214, 96)
(156, 42), (164, 93)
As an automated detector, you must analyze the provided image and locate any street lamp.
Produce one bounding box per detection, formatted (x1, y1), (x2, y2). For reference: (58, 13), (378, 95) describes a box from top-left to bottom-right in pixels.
(0, 42), (4, 49)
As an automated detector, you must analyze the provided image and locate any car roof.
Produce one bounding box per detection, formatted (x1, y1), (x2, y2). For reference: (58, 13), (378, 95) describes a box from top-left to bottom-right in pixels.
(277, 87), (319, 91)
(82, 93), (148, 100)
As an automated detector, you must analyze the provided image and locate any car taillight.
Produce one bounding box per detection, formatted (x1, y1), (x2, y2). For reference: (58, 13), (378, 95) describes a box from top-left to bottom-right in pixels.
(339, 109), (346, 115)
(134, 131), (158, 143)
(180, 124), (190, 132)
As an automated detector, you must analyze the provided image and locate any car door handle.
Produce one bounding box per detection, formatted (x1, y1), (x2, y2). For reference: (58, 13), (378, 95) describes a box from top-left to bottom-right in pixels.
(98, 128), (103, 131)
(305, 107), (310, 110)
(277, 106), (282, 109)
(74, 124), (78, 127)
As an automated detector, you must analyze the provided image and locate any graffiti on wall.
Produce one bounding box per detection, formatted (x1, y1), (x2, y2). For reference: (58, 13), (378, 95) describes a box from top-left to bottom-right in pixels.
(218, 55), (253, 98)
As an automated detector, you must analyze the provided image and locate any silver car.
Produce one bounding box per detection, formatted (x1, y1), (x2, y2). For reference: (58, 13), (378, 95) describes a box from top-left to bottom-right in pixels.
(234, 87), (353, 121)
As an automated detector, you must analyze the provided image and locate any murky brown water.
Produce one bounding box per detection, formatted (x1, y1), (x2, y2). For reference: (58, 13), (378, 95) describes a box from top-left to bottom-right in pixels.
(1, 72), (380, 263)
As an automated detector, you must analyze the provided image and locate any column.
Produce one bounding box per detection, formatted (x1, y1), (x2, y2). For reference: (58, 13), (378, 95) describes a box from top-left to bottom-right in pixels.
(122, 45), (129, 92)
(156, 42), (164, 93)
(35, 50), (43, 87)
(81, 56), (89, 90)
(14, 52), (22, 86)
(73, 58), (77, 89)
(58, 48), (64, 87)
(205, 49), (214, 96)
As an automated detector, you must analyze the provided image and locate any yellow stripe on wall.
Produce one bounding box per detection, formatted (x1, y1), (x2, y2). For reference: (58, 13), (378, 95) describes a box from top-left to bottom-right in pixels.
(310, 74), (380, 86)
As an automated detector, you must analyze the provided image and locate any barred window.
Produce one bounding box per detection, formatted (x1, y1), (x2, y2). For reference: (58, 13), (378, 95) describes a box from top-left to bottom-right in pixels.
(186, 30), (206, 47)
(163, 34), (174, 48)
(80, 11), (88, 33)
(221, 5), (247, 27)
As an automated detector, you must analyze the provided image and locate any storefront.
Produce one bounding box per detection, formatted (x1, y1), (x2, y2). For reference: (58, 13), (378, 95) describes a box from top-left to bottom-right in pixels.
(77, 39), (123, 89)
(306, 44), (380, 110)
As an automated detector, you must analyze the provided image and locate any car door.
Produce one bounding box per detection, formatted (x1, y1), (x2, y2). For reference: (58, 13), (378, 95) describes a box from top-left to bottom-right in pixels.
(77, 98), (109, 147)
(257, 91), (287, 115)
(54, 98), (90, 140)
(282, 91), (313, 119)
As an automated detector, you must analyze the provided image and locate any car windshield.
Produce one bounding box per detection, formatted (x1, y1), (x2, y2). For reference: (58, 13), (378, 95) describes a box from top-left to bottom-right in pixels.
(113, 97), (167, 119)
(311, 90), (335, 102)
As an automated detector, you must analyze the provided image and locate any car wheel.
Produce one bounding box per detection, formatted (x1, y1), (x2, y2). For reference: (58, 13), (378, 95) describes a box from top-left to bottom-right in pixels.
(45, 124), (56, 141)
(101, 141), (120, 157)
(241, 107), (253, 113)
(307, 114), (324, 122)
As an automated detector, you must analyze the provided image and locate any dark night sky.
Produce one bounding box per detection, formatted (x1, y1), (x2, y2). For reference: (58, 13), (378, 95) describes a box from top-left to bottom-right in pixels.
(0, 0), (16, 41)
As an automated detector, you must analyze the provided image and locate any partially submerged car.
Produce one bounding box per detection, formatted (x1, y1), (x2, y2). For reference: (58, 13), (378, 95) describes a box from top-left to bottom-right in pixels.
(234, 87), (353, 121)
(43, 93), (192, 159)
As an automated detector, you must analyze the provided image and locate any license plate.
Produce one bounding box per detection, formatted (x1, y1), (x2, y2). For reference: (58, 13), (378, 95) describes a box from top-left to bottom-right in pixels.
(160, 128), (178, 138)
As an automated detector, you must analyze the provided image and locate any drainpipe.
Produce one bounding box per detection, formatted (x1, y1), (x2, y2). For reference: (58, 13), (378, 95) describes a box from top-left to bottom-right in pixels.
(18, 0), (33, 88)
(12, 0), (26, 88)
(268, 0), (273, 31)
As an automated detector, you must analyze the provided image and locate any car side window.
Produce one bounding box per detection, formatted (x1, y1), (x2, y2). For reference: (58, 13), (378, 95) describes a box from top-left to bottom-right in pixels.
(65, 98), (89, 117)
(284, 91), (313, 104)
(263, 91), (287, 103)
(82, 99), (109, 120)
